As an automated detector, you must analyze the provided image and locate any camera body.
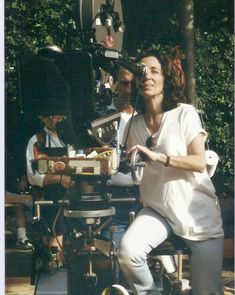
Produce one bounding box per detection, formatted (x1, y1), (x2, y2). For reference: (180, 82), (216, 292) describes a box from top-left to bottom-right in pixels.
(16, 0), (131, 209)
(18, 0), (126, 149)
(55, 47), (122, 148)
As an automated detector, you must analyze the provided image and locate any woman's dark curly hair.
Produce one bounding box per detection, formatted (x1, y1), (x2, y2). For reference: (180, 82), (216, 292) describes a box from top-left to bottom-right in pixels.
(132, 49), (186, 114)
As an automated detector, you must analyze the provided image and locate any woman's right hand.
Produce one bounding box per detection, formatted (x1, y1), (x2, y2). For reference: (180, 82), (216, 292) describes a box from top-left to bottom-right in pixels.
(60, 175), (75, 189)
(128, 145), (162, 162)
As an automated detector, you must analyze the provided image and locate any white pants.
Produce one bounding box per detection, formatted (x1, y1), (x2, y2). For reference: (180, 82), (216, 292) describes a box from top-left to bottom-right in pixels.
(118, 207), (224, 295)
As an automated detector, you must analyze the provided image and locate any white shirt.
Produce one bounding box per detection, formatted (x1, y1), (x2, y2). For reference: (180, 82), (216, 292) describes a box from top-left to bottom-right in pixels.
(110, 111), (136, 187)
(127, 103), (224, 240)
(26, 127), (65, 187)
(118, 112), (133, 144)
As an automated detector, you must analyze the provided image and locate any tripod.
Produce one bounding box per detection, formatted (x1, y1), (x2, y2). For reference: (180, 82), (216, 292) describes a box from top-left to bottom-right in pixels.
(63, 205), (121, 295)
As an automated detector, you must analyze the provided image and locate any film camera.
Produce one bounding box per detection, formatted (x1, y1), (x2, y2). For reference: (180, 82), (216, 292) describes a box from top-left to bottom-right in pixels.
(17, 0), (145, 206)
(17, 1), (144, 294)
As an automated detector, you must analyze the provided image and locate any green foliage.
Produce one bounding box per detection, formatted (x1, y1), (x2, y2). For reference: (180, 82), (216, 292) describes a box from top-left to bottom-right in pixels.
(194, 28), (234, 195)
(5, 0), (79, 102)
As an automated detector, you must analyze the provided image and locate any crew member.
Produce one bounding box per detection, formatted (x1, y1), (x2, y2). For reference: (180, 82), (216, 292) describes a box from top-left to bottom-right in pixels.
(107, 65), (177, 285)
(25, 55), (74, 268)
(118, 49), (224, 295)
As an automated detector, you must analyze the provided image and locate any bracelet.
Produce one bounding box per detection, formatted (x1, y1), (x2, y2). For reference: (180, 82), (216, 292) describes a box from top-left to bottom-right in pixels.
(165, 156), (170, 167)
(59, 174), (63, 184)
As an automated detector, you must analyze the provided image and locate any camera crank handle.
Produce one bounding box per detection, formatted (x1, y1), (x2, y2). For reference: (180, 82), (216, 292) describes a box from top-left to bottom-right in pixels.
(130, 149), (146, 185)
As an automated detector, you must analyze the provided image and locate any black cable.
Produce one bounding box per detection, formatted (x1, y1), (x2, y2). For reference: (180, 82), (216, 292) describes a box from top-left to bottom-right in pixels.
(51, 188), (71, 251)
(122, 92), (140, 148)
(33, 270), (42, 295)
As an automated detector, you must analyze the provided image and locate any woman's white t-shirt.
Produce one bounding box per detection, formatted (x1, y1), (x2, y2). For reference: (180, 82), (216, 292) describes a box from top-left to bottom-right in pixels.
(126, 103), (224, 240)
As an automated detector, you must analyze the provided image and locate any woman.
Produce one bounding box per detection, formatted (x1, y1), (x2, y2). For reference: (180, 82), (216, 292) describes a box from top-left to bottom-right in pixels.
(118, 50), (224, 295)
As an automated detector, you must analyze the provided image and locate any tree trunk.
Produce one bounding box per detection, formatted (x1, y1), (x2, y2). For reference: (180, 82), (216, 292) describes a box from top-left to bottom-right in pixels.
(182, 0), (196, 106)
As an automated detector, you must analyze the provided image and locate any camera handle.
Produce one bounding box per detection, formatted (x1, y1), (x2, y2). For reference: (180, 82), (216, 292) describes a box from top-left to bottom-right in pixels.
(130, 149), (146, 185)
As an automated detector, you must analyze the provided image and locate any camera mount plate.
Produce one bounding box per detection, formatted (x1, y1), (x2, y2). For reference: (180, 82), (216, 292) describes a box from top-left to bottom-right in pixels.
(64, 206), (115, 218)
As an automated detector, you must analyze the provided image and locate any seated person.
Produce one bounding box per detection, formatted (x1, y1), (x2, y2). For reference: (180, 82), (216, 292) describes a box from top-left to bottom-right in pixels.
(105, 65), (177, 285)
(118, 49), (224, 295)
(25, 55), (75, 267)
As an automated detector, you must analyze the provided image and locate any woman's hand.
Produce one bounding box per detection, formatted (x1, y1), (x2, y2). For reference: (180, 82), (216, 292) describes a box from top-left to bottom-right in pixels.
(128, 133), (206, 172)
(60, 175), (75, 189)
(17, 175), (29, 192)
(128, 133), (206, 173)
(128, 145), (162, 162)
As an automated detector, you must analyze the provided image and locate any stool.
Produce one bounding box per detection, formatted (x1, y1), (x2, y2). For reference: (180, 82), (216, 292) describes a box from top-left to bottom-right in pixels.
(149, 235), (191, 294)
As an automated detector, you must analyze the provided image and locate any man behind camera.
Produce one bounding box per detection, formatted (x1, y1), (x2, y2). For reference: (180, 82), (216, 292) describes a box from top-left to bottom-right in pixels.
(24, 55), (75, 269)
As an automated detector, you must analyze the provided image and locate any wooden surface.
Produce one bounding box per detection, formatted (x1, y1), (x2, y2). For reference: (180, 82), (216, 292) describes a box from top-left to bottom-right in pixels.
(224, 239), (234, 258)
(5, 260), (234, 295)
(5, 277), (34, 295)
(5, 194), (32, 205)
